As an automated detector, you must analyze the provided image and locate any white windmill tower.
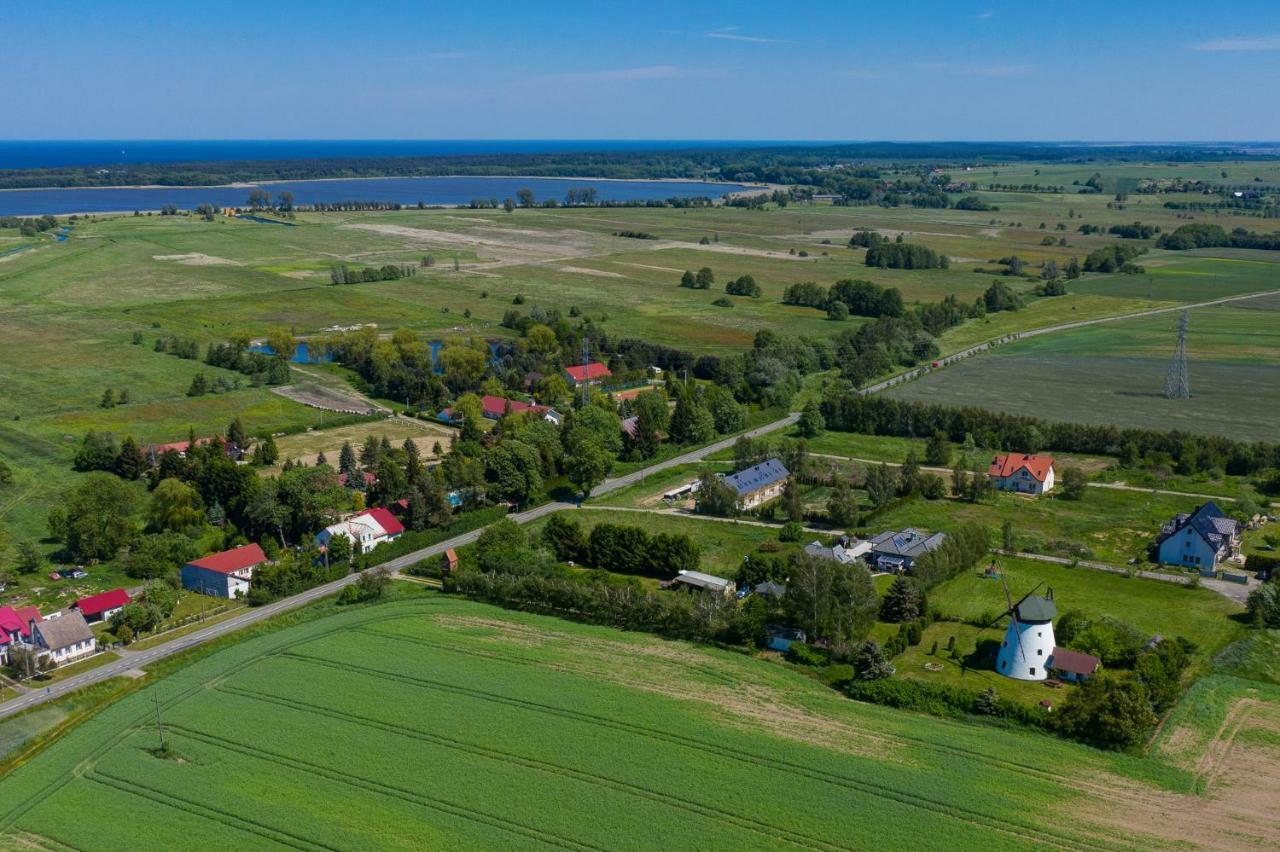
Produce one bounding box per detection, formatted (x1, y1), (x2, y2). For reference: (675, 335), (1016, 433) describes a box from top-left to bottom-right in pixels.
(987, 578), (1057, 682)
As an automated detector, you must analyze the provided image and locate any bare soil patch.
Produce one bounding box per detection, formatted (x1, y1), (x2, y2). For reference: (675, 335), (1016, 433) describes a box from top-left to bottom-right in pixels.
(271, 383), (384, 415)
(152, 252), (242, 266)
(557, 265), (627, 279)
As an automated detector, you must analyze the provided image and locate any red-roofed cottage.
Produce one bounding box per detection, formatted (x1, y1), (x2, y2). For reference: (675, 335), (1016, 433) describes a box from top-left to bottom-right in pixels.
(72, 588), (131, 623)
(986, 453), (1056, 496)
(564, 362), (612, 387)
(0, 606), (42, 665)
(316, 507), (405, 555)
(182, 543), (268, 599)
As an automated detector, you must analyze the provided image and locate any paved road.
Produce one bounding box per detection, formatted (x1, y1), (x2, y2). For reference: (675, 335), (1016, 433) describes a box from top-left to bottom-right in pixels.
(0, 413), (798, 721)
(7, 289), (1274, 720)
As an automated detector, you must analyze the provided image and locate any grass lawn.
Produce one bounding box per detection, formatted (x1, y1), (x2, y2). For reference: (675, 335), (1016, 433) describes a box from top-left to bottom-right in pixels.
(33, 652), (121, 685)
(927, 555), (1245, 666)
(892, 621), (1064, 707)
(533, 508), (792, 578)
(589, 462), (732, 508)
(263, 416), (455, 471)
(862, 488), (1209, 565)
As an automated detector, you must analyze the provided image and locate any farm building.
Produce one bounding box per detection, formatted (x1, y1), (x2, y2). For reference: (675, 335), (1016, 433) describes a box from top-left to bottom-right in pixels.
(72, 588), (130, 623)
(868, 528), (947, 573)
(565, 362), (612, 387)
(804, 535), (872, 565)
(1049, 647), (1101, 683)
(142, 437), (245, 466)
(0, 606), (42, 665)
(441, 548), (459, 576)
(182, 542), (268, 599)
(986, 453), (1056, 495)
(32, 611), (96, 666)
(439, 395), (560, 425)
(723, 459), (790, 510)
(317, 507), (405, 555)
(663, 570), (735, 598)
(1155, 502), (1240, 574)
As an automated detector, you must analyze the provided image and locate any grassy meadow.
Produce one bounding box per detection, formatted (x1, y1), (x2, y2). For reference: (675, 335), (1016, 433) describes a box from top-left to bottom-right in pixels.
(1, 169), (1277, 604)
(2, 589), (1275, 850)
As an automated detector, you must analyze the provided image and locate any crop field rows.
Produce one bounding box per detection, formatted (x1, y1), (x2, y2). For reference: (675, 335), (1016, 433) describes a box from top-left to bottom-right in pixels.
(2, 595), (1273, 850)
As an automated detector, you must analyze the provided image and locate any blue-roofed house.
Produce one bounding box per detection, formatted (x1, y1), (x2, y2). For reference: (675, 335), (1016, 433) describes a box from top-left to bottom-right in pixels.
(723, 459), (790, 510)
(1155, 502), (1240, 575)
(868, 528), (948, 573)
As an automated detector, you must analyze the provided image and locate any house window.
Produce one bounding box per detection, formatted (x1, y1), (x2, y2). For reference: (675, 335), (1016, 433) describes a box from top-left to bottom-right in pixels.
(1029, 667), (1036, 676)
(1000, 660), (1006, 670)
(1037, 648), (1043, 656)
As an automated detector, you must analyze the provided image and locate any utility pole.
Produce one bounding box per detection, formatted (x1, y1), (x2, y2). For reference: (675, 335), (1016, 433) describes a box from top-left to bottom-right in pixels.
(1164, 310), (1191, 399)
(154, 692), (168, 753)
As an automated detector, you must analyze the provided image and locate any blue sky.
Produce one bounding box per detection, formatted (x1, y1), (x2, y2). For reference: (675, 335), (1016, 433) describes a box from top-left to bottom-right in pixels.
(6, 0), (1280, 140)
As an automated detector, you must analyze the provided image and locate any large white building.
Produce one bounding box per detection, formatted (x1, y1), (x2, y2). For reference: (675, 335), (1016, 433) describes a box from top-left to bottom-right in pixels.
(987, 453), (1056, 496)
(996, 594), (1057, 681)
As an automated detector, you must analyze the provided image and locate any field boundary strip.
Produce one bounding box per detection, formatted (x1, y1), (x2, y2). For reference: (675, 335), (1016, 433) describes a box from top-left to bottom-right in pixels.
(266, 649), (1118, 851)
(199, 689), (850, 852)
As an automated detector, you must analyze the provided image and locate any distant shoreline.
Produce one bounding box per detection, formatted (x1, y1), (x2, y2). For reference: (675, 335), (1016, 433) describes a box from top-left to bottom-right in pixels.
(0, 175), (765, 194)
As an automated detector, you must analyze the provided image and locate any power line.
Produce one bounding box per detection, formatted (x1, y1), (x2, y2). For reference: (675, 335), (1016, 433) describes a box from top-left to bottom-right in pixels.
(1164, 310), (1191, 399)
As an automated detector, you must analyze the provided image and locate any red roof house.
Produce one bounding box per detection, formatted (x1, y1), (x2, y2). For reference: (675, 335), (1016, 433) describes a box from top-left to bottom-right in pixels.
(986, 453), (1057, 496)
(441, 547), (459, 575)
(182, 543), (268, 600)
(73, 588), (131, 623)
(1049, 647), (1101, 682)
(564, 362), (612, 386)
(0, 606), (42, 644)
(355, 507), (405, 538)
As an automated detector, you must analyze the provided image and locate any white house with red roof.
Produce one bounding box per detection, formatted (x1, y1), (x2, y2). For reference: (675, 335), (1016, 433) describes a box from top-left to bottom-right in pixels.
(182, 542), (268, 599)
(316, 507), (405, 555)
(72, 588), (131, 623)
(0, 605), (43, 665)
(986, 453), (1056, 496)
(564, 362), (611, 387)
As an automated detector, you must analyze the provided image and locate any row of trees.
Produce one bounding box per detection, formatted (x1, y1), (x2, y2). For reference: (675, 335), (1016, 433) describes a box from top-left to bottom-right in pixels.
(819, 393), (1280, 477)
(540, 515), (700, 578)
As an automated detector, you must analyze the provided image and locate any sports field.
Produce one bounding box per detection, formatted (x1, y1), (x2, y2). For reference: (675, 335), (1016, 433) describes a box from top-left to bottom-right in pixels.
(1, 591), (1276, 850)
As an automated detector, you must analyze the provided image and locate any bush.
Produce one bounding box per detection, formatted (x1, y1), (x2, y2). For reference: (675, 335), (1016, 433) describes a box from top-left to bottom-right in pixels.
(778, 521), (804, 542)
(787, 642), (830, 666)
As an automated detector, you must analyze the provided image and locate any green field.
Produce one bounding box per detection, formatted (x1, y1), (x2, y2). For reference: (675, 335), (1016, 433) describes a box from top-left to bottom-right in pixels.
(2, 590), (1275, 850)
(2, 172), (1278, 608)
(890, 298), (1280, 441)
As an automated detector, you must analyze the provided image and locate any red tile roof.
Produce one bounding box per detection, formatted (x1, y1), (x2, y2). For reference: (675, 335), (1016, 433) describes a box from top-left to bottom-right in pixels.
(1051, 647), (1100, 676)
(565, 362), (611, 383)
(188, 543), (268, 574)
(338, 471), (378, 487)
(355, 507), (405, 537)
(481, 395), (544, 418)
(987, 453), (1055, 483)
(0, 605), (42, 641)
(74, 588), (131, 617)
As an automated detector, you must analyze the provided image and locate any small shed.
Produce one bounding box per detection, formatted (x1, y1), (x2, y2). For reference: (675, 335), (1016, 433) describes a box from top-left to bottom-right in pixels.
(1049, 647), (1101, 683)
(441, 548), (459, 576)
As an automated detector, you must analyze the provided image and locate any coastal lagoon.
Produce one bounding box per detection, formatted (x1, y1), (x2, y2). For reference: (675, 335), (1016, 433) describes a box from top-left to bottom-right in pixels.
(0, 176), (752, 216)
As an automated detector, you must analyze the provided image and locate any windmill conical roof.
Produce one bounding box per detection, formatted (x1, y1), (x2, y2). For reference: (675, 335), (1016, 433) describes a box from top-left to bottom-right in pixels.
(1014, 595), (1056, 623)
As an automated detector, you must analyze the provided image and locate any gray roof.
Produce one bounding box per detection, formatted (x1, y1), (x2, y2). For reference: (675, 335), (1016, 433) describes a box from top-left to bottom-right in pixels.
(1013, 595), (1056, 623)
(869, 528), (947, 559)
(723, 459), (790, 497)
(673, 570), (733, 593)
(754, 581), (787, 597)
(1158, 502), (1238, 552)
(36, 611), (94, 650)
